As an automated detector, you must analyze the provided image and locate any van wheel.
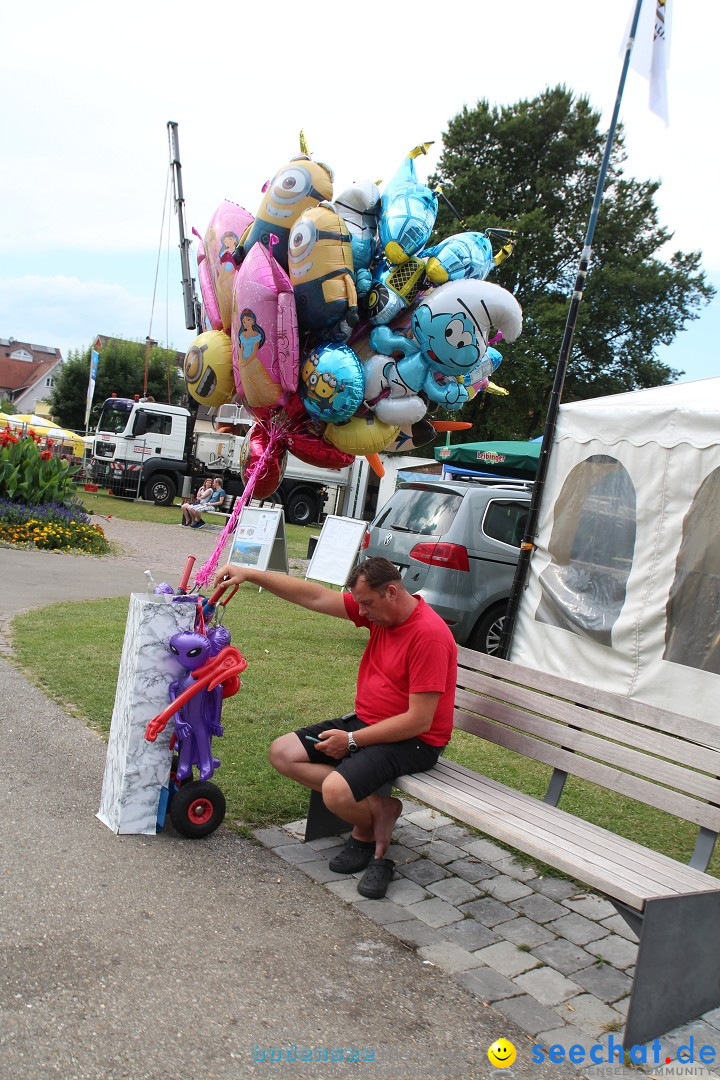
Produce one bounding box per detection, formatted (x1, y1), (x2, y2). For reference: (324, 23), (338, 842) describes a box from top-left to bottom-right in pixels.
(286, 491), (317, 526)
(468, 604), (507, 656)
(145, 474), (177, 506)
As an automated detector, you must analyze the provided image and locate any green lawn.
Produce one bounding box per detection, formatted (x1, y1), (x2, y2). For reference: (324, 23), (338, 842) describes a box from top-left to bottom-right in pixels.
(9, 581), (720, 875)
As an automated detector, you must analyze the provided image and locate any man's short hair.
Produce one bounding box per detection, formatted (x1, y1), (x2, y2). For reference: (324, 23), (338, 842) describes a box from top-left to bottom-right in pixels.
(347, 557), (402, 591)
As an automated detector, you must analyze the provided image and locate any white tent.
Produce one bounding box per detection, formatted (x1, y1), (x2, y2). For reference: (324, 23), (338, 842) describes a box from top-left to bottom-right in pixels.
(510, 377), (720, 724)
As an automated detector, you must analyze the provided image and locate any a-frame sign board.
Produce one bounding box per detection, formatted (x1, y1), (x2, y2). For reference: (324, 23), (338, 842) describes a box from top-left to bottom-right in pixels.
(228, 506), (288, 574)
(306, 515), (368, 587)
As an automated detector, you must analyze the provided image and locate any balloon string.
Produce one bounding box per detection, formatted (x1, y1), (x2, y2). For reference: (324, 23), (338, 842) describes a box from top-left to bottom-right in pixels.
(193, 420), (286, 588)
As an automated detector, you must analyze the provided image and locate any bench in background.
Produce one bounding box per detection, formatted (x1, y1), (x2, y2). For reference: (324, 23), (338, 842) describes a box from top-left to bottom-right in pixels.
(306, 646), (720, 1048)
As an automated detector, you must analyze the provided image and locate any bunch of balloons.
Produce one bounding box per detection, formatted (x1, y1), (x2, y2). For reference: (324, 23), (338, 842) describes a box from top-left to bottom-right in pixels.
(186, 139), (523, 501)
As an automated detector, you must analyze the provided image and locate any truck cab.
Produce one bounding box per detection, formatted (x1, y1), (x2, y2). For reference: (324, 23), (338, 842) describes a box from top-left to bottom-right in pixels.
(92, 398), (189, 504)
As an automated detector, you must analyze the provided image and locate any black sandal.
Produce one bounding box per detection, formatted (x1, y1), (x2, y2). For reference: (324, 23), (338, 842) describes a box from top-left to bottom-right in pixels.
(357, 858), (395, 899)
(328, 836), (375, 874)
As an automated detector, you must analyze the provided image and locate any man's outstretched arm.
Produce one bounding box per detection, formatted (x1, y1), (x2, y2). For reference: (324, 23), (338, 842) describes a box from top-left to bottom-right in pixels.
(214, 563), (349, 619)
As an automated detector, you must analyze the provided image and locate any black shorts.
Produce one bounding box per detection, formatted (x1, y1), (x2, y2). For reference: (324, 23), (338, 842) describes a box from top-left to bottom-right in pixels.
(294, 713), (442, 803)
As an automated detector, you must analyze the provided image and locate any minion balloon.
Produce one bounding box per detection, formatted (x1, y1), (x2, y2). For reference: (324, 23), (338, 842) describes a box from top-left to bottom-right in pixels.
(239, 155), (334, 271)
(288, 203), (358, 334)
(379, 143), (438, 265)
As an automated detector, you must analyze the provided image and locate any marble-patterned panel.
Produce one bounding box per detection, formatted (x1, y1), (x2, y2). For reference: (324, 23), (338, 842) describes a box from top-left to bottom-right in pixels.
(97, 594), (196, 835)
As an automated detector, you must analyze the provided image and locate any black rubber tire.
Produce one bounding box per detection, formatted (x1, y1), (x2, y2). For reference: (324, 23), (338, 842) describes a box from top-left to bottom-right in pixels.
(286, 491), (318, 526)
(168, 780), (226, 839)
(467, 604), (507, 656)
(144, 473), (177, 506)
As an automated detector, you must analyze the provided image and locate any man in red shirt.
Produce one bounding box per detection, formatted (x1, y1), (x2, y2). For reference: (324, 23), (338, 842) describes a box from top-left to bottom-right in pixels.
(213, 556), (457, 898)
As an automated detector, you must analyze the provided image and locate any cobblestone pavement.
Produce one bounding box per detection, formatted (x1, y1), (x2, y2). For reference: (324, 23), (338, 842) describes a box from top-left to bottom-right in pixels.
(256, 801), (720, 1077)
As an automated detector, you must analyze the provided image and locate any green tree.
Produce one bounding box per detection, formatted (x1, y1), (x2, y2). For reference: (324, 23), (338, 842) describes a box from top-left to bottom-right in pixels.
(431, 86), (715, 440)
(49, 339), (185, 429)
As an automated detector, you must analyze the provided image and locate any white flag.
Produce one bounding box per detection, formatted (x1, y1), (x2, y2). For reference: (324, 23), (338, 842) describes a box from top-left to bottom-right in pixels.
(621, 0), (672, 125)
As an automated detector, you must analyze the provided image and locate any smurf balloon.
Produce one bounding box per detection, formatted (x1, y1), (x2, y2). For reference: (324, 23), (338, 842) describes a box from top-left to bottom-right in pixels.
(239, 155), (334, 271)
(378, 143), (438, 265)
(288, 203), (358, 333)
(424, 231), (495, 285)
(333, 180), (380, 297)
(299, 342), (365, 424)
(368, 279), (523, 416)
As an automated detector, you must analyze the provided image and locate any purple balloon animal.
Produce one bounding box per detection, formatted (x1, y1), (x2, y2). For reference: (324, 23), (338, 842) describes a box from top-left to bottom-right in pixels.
(168, 631), (224, 782)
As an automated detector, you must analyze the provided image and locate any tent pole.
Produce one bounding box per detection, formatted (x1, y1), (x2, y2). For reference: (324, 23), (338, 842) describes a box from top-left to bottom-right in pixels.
(498, 0), (645, 660)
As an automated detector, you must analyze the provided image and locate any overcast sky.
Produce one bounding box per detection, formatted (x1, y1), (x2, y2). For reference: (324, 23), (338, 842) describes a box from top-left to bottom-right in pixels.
(1, 0), (717, 386)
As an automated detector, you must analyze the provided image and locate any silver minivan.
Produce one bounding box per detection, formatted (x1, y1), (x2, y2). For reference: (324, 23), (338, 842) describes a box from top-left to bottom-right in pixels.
(359, 478), (532, 653)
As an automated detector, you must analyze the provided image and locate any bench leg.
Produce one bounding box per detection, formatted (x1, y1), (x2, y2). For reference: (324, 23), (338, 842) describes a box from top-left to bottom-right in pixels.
(621, 891), (720, 1048)
(304, 784), (393, 843)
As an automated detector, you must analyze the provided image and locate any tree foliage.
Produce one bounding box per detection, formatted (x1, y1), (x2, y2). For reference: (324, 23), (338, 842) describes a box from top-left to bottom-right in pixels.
(49, 338), (185, 430)
(431, 86), (715, 440)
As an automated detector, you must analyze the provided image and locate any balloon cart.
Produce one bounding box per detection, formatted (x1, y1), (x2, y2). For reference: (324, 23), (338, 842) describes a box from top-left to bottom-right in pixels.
(98, 560), (245, 841)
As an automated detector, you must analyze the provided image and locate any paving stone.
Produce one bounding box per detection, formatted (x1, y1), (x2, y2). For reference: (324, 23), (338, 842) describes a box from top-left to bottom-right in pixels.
(589, 934), (637, 970)
(416, 839), (468, 865)
(405, 897), (464, 928)
(598, 913), (639, 943)
(493, 994), (566, 1037)
(253, 827), (291, 848)
(534, 1024), (587, 1049)
(298, 859), (347, 884)
(531, 939), (596, 976)
(510, 892), (568, 923)
(480, 874), (534, 903)
(417, 941), (486, 974)
(473, 940), (542, 978)
(396, 860), (449, 887)
(496, 917), (556, 949)
(326, 879), (366, 902)
(702, 1007), (720, 1031)
(458, 896), (519, 927)
(384, 843), (420, 866)
(570, 963), (632, 1004)
(271, 843), (322, 864)
(561, 893), (617, 921)
(611, 995), (630, 1019)
(432, 824), (472, 844)
(439, 919), (501, 953)
(384, 920), (448, 949)
(560, 993), (621, 1035)
(303, 835), (343, 851)
(492, 857), (540, 883)
(402, 808), (453, 831)
(461, 837), (511, 862)
(532, 877), (579, 901)
(454, 967), (522, 1004)
(426, 877), (481, 906)
(546, 912), (610, 947)
(393, 825), (435, 849)
(514, 966), (582, 1006)
(384, 877), (430, 906)
(444, 858), (498, 883)
(282, 819), (308, 839)
(352, 898), (410, 925)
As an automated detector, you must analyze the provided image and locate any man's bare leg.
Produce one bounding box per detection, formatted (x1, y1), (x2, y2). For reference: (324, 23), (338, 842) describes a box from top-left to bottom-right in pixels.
(367, 792), (403, 858)
(269, 732), (334, 792)
(322, 773), (402, 856)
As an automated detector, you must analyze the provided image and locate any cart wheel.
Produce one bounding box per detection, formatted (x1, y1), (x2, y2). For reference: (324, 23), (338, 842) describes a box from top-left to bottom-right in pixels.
(169, 780), (226, 839)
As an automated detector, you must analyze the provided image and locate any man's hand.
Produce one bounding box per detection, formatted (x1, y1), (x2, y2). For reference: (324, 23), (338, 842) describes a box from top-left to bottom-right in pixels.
(214, 563), (250, 588)
(316, 729), (351, 760)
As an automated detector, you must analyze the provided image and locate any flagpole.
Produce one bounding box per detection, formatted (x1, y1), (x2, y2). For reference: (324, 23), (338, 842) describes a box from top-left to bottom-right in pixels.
(498, 0), (646, 659)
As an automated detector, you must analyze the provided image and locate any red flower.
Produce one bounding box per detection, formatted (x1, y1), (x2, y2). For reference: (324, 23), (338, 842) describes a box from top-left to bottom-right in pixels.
(40, 450), (52, 460)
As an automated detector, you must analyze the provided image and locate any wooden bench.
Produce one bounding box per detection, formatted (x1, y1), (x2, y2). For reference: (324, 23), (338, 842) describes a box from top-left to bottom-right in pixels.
(202, 494), (236, 521)
(306, 646), (720, 1048)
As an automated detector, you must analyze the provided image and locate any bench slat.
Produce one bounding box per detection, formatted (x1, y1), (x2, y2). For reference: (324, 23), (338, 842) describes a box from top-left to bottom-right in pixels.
(457, 669), (720, 777)
(454, 686), (720, 807)
(459, 647), (720, 751)
(425, 760), (718, 895)
(452, 707), (720, 832)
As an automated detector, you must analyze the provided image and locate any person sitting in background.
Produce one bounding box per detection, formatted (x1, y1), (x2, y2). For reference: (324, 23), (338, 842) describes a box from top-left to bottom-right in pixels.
(181, 478), (213, 526)
(188, 477), (225, 529)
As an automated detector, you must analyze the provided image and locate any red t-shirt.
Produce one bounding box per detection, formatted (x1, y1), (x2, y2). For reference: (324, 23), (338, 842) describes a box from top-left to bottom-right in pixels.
(343, 592), (457, 747)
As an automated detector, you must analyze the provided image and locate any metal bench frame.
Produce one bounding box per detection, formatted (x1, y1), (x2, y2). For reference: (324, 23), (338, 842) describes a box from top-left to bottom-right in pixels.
(306, 646), (720, 1047)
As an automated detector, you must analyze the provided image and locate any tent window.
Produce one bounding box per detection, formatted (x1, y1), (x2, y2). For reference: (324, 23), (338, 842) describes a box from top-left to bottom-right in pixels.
(535, 455), (636, 646)
(664, 467), (720, 674)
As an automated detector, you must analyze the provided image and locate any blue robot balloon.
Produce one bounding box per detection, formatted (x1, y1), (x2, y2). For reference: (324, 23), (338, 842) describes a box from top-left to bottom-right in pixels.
(424, 231), (496, 285)
(379, 143), (438, 265)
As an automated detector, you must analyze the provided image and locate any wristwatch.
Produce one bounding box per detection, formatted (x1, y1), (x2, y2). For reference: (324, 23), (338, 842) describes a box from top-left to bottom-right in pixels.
(347, 731), (360, 753)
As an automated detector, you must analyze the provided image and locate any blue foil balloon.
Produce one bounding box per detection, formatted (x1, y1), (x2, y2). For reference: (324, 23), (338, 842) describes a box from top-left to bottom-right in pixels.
(379, 145), (438, 265)
(298, 342), (365, 423)
(424, 231), (496, 284)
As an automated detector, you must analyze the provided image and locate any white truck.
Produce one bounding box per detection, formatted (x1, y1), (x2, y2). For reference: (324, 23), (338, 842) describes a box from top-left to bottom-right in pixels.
(90, 397), (351, 525)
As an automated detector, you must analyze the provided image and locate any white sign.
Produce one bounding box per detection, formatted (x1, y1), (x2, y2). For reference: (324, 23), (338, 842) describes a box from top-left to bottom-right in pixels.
(306, 515), (368, 587)
(229, 507), (288, 574)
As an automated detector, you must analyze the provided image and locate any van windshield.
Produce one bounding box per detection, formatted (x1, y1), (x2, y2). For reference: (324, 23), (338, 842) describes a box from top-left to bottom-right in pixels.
(377, 487), (463, 537)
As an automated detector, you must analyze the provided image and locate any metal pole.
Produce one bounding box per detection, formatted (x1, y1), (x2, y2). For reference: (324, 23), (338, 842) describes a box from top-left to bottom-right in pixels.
(167, 122), (202, 333)
(498, 0), (646, 659)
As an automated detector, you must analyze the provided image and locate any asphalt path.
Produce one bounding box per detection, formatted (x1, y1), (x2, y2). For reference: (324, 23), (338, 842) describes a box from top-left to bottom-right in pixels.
(0, 523), (578, 1079)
